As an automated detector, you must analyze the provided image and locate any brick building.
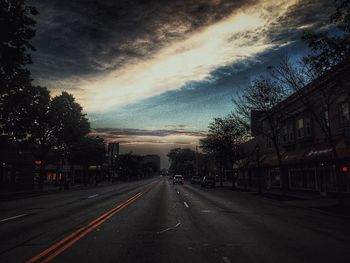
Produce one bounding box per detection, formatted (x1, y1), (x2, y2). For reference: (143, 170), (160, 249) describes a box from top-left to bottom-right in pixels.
(236, 58), (350, 194)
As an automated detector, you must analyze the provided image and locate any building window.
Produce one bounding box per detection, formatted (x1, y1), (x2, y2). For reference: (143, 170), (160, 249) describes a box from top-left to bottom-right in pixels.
(269, 168), (281, 188)
(288, 123), (294, 141)
(297, 118), (304, 138)
(282, 126), (288, 143)
(266, 136), (272, 148)
(324, 110), (330, 128)
(339, 102), (350, 127)
(305, 118), (312, 137)
(289, 168), (317, 190)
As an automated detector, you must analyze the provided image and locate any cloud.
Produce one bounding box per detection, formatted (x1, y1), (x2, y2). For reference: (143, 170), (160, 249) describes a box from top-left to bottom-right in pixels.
(30, 0), (321, 111)
(90, 128), (206, 145)
(29, 0), (333, 114)
(29, 0), (255, 81)
(59, 0), (301, 112)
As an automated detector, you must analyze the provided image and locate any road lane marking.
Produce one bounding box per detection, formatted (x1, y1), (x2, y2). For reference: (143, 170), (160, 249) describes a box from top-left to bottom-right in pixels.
(157, 221), (181, 234)
(87, 194), (99, 199)
(184, 201), (189, 208)
(222, 256), (232, 263)
(26, 182), (158, 263)
(0, 213), (28, 223)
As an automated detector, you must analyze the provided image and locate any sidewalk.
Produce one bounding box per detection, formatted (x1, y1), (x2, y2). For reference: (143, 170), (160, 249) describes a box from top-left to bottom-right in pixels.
(217, 184), (350, 217)
(0, 181), (112, 201)
(250, 188), (350, 217)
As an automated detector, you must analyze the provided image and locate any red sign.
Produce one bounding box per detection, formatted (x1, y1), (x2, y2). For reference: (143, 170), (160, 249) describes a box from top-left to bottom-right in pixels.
(341, 165), (349, 173)
(35, 160), (42, 165)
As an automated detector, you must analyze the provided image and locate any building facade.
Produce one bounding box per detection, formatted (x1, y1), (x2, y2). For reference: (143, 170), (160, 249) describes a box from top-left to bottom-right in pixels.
(236, 59), (350, 194)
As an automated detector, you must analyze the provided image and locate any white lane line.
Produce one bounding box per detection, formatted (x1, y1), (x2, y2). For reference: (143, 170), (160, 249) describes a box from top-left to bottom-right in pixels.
(87, 194), (99, 199)
(184, 201), (189, 208)
(157, 221), (181, 234)
(222, 256), (232, 263)
(0, 214), (29, 223)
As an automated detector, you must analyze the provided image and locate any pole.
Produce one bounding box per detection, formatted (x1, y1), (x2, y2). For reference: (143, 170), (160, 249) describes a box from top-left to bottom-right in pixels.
(196, 145), (199, 177)
(256, 145), (262, 195)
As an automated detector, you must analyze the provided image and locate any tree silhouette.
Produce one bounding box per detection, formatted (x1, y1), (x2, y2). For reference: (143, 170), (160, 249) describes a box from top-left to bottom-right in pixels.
(302, 0), (350, 74)
(200, 114), (248, 187)
(27, 91), (90, 189)
(167, 148), (197, 178)
(69, 136), (106, 185)
(0, 0), (39, 141)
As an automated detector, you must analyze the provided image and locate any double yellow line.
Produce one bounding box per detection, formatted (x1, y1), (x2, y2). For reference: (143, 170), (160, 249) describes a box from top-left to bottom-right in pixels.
(26, 183), (156, 263)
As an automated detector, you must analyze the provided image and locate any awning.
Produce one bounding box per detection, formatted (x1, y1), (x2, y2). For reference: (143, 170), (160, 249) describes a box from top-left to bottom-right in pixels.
(260, 152), (284, 167)
(283, 148), (308, 164)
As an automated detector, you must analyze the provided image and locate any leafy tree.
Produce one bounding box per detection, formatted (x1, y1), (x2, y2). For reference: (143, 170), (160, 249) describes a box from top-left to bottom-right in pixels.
(200, 114), (248, 187)
(69, 136), (106, 167)
(0, 0), (39, 140)
(49, 92), (90, 151)
(27, 91), (90, 189)
(302, 0), (350, 74)
(117, 154), (143, 181)
(167, 148), (196, 178)
(0, 0), (37, 75)
(69, 136), (106, 184)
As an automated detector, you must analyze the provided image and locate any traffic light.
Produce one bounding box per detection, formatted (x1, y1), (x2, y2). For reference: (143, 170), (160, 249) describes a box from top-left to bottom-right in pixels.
(341, 165), (349, 173)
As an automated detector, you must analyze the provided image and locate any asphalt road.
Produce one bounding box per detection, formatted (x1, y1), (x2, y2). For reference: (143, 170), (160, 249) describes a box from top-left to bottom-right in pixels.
(1, 177), (350, 263)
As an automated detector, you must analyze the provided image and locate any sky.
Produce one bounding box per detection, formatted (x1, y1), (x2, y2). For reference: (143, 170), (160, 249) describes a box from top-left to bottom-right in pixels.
(28, 0), (334, 168)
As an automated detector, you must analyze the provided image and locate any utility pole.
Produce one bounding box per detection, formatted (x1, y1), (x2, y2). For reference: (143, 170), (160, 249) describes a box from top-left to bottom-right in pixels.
(196, 145), (199, 177)
(255, 145), (262, 195)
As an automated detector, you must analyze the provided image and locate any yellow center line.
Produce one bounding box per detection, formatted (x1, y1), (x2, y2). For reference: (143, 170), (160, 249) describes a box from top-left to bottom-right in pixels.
(26, 180), (160, 263)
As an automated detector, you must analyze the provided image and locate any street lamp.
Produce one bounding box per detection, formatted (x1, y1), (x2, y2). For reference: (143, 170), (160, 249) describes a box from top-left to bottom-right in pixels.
(255, 145), (262, 195)
(232, 145), (239, 190)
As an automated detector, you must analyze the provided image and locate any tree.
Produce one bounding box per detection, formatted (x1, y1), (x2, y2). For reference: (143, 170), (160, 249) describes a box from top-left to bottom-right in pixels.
(117, 154), (143, 181)
(0, 0), (39, 141)
(167, 148), (196, 178)
(0, 0), (37, 76)
(302, 0), (350, 74)
(27, 91), (90, 189)
(69, 136), (106, 185)
(233, 77), (291, 194)
(200, 114), (248, 187)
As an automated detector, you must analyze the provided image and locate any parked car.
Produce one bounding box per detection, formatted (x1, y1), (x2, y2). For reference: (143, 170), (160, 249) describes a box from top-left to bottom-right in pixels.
(173, 175), (184, 185)
(215, 175), (226, 182)
(201, 176), (215, 188)
(191, 176), (201, 184)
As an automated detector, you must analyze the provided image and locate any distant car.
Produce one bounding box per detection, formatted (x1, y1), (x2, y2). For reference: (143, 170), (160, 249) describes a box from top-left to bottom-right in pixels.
(191, 176), (201, 184)
(173, 175), (184, 185)
(201, 176), (215, 188)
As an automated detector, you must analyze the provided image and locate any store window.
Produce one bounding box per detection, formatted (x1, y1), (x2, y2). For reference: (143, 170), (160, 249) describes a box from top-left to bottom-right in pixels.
(269, 168), (281, 187)
(289, 168), (317, 190)
(339, 102), (350, 127)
